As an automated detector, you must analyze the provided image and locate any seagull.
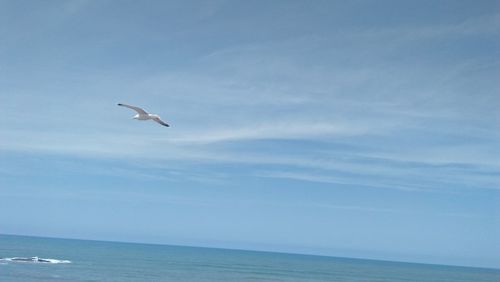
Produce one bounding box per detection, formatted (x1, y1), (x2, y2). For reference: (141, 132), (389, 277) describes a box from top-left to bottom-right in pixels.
(118, 103), (170, 127)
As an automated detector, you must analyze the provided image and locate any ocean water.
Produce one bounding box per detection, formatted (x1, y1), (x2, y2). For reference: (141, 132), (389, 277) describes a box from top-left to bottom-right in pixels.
(1, 234), (499, 282)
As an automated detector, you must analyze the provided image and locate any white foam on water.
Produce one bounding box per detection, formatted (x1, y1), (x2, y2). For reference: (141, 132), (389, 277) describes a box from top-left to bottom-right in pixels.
(0, 257), (71, 264)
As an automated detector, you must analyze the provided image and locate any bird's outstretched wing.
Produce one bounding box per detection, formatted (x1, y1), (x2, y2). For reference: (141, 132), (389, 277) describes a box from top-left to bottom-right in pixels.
(117, 103), (148, 115)
(152, 116), (170, 127)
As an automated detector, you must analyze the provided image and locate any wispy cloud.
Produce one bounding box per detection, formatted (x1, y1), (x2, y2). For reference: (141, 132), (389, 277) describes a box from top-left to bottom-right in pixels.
(0, 4), (498, 196)
(165, 121), (372, 144)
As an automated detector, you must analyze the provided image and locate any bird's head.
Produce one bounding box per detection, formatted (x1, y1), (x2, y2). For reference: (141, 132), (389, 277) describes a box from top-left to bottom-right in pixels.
(133, 114), (139, 119)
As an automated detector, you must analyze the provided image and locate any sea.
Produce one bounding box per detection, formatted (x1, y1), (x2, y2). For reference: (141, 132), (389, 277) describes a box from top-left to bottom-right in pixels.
(1, 234), (499, 282)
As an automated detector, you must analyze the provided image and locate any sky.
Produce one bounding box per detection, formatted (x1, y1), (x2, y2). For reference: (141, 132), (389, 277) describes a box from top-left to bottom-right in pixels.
(0, 0), (499, 269)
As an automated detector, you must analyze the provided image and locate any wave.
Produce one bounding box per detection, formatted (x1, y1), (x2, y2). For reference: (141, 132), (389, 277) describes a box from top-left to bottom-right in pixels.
(0, 256), (71, 264)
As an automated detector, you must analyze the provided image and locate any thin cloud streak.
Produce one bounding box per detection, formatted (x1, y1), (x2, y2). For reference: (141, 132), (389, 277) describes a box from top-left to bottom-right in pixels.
(166, 122), (373, 144)
(256, 171), (433, 192)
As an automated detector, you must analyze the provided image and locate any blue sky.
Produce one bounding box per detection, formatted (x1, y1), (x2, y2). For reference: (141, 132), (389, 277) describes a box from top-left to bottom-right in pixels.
(0, 0), (499, 268)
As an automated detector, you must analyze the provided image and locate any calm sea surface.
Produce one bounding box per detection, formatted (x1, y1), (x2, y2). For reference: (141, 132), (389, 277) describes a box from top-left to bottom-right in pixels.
(1, 234), (499, 282)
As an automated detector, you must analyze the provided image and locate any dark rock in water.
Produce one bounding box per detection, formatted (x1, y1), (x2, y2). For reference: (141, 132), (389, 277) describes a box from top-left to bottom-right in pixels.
(11, 257), (35, 262)
(37, 258), (51, 263)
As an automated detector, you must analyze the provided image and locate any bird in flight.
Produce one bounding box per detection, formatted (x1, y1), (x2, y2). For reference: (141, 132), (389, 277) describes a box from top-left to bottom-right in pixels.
(118, 103), (170, 127)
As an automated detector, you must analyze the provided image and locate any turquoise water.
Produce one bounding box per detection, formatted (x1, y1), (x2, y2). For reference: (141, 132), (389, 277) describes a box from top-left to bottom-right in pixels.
(1, 234), (499, 282)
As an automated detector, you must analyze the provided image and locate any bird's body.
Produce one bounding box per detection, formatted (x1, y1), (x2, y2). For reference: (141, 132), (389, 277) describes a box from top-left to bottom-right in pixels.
(133, 113), (153, 120)
(118, 103), (170, 127)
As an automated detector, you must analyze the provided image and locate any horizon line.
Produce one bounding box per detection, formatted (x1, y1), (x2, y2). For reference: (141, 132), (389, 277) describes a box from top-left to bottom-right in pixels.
(2, 232), (498, 271)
